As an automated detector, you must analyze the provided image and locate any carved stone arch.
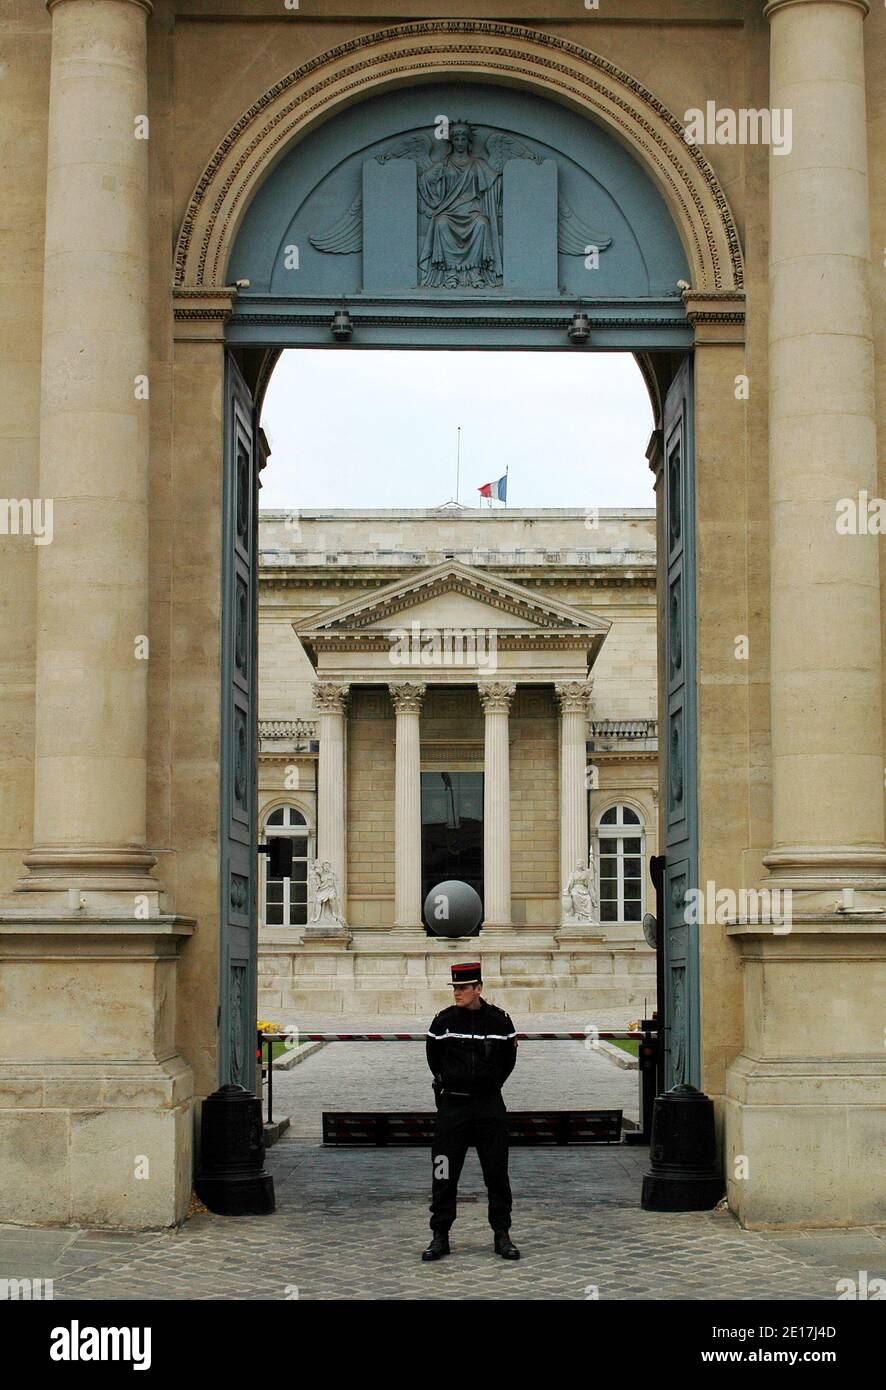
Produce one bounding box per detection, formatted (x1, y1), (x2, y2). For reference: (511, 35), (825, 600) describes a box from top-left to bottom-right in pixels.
(174, 21), (743, 295)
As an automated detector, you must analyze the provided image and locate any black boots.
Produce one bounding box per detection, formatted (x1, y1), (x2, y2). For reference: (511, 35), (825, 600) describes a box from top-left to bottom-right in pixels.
(494, 1230), (521, 1259)
(422, 1232), (451, 1261)
(423, 1230), (521, 1259)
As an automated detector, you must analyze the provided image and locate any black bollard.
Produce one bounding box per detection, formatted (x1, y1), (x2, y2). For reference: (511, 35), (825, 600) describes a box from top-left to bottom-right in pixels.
(641, 1083), (725, 1211)
(195, 1083), (276, 1215)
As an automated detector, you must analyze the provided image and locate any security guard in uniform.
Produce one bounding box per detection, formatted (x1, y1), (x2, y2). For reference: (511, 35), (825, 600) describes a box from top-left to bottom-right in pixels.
(422, 962), (520, 1261)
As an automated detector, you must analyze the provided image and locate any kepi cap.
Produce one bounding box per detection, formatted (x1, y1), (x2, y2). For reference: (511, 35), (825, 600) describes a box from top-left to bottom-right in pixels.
(451, 961), (482, 985)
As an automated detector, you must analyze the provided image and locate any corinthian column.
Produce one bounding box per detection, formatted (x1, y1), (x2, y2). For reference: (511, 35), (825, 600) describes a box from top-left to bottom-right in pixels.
(764, 0), (886, 899)
(311, 682), (350, 938)
(21, 0), (155, 891)
(389, 682), (426, 931)
(555, 681), (593, 926)
(478, 682), (515, 931)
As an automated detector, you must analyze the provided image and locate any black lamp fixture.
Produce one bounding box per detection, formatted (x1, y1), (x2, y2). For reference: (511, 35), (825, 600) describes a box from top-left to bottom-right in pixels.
(567, 302), (591, 345)
(331, 304), (353, 341)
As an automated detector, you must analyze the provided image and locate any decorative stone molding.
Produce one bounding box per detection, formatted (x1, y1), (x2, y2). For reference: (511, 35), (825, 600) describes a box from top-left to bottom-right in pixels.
(174, 21), (744, 294)
(47, 0), (153, 11)
(388, 682), (427, 715)
(171, 287), (238, 342)
(764, 0), (868, 16)
(259, 718), (318, 740)
(295, 563), (610, 682)
(555, 680), (594, 716)
(18, 846), (158, 893)
(315, 568), (594, 631)
(312, 683), (349, 716)
(234, 308), (688, 336)
(307, 634), (602, 655)
(590, 719), (657, 740)
(681, 290), (746, 346)
(761, 846), (886, 892)
(477, 682), (516, 714)
(420, 739), (485, 765)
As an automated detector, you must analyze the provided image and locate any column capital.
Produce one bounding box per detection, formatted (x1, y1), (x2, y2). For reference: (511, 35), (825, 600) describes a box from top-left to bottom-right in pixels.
(313, 682), (349, 716)
(388, 682), (427, 715)
(764, 0), (869, 19)
(555, 680), (594, 716)
(478, 681), (516, 714)
(47, 0), (154, 12)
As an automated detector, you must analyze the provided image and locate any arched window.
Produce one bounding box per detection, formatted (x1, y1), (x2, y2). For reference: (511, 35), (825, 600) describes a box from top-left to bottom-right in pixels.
(596, 804), (644, 924)
(263, 806), (310, 927)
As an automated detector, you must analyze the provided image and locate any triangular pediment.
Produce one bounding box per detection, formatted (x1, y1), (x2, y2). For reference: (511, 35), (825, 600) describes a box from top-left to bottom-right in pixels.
(296, 561), (610, 641)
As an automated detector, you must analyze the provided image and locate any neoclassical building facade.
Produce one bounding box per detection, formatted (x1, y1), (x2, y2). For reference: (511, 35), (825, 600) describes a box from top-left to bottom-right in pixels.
(256, 509), (659, 1019)
(1, 0), (884, 1232)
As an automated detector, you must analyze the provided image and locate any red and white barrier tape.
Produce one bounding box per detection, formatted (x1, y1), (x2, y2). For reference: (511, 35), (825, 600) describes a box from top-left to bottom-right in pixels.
(258, 1031), (647, 1042)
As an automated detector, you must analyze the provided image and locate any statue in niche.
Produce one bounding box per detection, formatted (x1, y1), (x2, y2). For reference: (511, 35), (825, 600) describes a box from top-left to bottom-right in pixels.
(563, 855), (600, 924)
(308, 859), (344, 926)
(309, 118), (612, 286)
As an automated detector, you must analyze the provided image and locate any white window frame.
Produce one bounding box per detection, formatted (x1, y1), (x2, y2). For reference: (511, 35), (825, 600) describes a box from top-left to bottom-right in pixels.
(595, 803), (645, 926)
(261, 804), (312, 928)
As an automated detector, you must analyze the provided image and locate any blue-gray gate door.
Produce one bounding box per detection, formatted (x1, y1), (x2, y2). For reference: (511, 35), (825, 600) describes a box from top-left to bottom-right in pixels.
(219, 350), (258, 1091)
(662, 355), (700, 1089)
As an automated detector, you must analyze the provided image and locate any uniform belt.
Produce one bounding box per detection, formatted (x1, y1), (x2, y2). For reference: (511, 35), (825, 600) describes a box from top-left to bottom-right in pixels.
(436, 1085), (497, 1098)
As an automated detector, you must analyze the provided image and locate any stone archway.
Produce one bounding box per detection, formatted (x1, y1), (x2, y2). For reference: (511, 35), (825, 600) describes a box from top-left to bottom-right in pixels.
(173, 20), (743, 301)
(176, 36), (749, 1103)
(3, 0), (879, 1238)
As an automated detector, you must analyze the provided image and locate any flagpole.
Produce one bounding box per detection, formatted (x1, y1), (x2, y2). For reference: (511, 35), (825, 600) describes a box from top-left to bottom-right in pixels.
(456, 426), (461, 506)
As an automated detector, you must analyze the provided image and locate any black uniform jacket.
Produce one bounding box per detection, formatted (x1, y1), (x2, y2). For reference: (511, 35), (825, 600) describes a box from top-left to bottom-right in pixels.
(426, 999), (518, 1096)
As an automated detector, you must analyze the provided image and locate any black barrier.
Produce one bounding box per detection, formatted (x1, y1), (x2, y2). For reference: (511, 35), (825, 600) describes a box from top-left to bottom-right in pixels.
(258, 1022), (661, 1131)
(322, 1108), (623, 1146)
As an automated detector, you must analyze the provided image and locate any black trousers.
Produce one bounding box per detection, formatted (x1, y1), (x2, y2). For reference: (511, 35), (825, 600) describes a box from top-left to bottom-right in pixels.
(429, 1090), (512, 1234)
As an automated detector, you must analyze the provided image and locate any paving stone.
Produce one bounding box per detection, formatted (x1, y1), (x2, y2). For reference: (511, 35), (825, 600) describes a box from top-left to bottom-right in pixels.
(0, 1040), (878, 1300)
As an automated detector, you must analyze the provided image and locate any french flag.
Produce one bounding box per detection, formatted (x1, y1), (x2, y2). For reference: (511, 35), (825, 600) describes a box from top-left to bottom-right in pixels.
(478, 473), (508, 503)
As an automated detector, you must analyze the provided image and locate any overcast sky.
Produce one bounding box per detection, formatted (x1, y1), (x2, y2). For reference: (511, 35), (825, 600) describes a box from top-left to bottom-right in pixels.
(259, 349), (655, 511)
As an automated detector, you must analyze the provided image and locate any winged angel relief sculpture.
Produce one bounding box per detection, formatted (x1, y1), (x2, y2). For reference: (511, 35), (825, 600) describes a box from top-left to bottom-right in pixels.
(310, 120), (611, 288)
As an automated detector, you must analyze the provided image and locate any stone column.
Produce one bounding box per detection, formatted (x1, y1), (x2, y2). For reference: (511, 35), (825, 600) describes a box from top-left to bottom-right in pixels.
(0, 0), (197, 1233)
(764, 0), (886, 901)
(309, 682), (350, 941)
(389, 682), (426, 931)
(555, 681), (594, 929)
(478, 682), (515, 930)
(21, 0), (156, 893)
(722, 0), (886, 1231)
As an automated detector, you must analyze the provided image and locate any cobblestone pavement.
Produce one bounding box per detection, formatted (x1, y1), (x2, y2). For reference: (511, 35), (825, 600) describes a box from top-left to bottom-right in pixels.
(1, 1034), (884, 1301)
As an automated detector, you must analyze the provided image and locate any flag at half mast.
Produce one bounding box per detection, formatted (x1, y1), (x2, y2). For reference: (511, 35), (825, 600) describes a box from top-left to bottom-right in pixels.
(478, 473), (508, 503)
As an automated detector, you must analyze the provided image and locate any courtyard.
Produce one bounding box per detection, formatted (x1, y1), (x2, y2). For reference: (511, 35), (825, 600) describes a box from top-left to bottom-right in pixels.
(3, 1037), (882, 1302)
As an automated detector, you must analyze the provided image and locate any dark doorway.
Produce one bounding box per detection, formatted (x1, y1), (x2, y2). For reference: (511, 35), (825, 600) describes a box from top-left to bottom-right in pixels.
(421, 772), (484, 932)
